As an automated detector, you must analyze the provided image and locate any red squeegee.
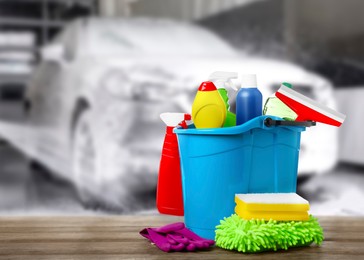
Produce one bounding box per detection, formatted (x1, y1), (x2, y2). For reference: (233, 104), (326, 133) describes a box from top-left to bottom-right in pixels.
(275, 85), (346, 127)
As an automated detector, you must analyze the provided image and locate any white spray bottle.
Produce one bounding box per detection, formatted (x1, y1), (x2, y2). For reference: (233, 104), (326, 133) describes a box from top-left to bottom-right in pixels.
(208, 71), (238, 127)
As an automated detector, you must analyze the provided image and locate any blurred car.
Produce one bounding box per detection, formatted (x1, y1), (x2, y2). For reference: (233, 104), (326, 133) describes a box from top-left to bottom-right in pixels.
(313, 59), (364, 166)
(23, 18), (338, 210)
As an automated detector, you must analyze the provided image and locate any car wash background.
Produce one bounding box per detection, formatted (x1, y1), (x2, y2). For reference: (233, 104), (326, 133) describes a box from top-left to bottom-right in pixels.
(0, 0), (362, 215)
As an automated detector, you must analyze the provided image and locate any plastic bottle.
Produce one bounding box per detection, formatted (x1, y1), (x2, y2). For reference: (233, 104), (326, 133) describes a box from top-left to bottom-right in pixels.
(236, 74), (262, 125)
(208, 71), (238, 127)
(263, 82), (298, 121)
(157, 113), (190, 216)
(191, 81), (226, 129)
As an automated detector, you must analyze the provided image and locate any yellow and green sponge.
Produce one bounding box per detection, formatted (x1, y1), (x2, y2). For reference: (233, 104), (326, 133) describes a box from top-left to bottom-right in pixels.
(235, 193), (310, 221)
(215, 193), (324, 253)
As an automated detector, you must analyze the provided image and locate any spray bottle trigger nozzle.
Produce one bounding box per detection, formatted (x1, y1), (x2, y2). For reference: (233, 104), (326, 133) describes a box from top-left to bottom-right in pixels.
(226, 79), (237, 91)
(208, 71), (238, 91)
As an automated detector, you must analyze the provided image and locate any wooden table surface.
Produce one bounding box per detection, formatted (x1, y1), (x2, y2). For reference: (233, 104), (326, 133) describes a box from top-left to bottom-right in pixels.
(0, 215), (363, 259)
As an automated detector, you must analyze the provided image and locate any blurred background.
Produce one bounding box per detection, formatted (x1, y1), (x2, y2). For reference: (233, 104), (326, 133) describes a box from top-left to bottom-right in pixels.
(0, 0), (363, 216)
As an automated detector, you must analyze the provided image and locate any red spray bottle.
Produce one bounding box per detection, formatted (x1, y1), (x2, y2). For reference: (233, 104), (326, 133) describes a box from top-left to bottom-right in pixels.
(156, 113), (192, 216)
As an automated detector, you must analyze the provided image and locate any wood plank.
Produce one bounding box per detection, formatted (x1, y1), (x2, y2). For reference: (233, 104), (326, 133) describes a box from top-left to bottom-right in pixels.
(4, 254), (364, 260)
(0, 231), (141, 242)
(0, 215), (183, 227)
(1, 227), (362, 243)
(0, 216), (362, 259)
(0, 226), (140, 233)
(0, 241), (362, 258)
(0, 215), (361, 227)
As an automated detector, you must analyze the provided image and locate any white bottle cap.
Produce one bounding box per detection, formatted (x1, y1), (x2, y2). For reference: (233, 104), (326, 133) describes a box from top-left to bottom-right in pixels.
(241, 74), (257, 88)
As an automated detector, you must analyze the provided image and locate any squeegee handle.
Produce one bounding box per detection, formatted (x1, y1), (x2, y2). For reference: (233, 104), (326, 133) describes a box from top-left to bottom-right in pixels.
(264, 118), (316, 127)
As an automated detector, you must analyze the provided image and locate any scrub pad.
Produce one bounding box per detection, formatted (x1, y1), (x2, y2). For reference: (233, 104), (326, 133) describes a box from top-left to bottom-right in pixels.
(215, 214), (324, 253)
(235, 193), (310, 221)
(234, 207), (309, 221)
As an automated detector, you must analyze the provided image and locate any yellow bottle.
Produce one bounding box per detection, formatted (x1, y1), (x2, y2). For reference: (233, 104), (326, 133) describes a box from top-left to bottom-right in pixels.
(192, 81), (226, 129)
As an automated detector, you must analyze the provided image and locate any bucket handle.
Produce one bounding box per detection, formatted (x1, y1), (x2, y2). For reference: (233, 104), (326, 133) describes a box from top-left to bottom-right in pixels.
(264, 118), (316, 127)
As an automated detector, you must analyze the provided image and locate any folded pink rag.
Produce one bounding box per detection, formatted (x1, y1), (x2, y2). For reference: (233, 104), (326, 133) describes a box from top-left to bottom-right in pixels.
(140, 222), (215, 252)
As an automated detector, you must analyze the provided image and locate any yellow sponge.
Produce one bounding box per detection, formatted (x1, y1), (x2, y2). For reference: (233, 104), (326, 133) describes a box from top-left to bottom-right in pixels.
(235, 206), (309, 221)
(235, 193), (310, 221)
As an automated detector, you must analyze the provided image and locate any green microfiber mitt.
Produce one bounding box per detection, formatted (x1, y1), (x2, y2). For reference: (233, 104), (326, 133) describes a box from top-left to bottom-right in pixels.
(215, 214), (324, 253)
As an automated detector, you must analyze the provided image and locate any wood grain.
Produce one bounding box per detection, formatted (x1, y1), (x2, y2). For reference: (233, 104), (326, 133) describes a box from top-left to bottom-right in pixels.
(0, 215), (363, 259)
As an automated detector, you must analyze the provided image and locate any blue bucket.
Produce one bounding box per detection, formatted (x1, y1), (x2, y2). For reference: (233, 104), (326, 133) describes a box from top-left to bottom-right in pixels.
(174, 116), (305, 240)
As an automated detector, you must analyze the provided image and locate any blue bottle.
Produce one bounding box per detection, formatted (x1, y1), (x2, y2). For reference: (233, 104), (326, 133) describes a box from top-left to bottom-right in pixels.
(236, 74), (262, 125)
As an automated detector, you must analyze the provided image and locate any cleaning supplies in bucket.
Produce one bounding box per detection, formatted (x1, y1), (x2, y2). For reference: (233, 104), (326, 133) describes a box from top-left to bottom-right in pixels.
(191, 81), (227, 129)
(236, 74), (263, 125)
(174, 116), (308, 240)
(157, 113), (192, 216)
(147, 71), (350, 255)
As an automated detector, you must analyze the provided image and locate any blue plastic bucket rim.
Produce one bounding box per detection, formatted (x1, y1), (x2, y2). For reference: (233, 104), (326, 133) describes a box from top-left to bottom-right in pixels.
(174, 116), (305, 136)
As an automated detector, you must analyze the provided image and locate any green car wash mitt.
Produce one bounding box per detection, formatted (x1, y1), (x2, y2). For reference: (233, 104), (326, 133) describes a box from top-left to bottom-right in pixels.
(215, 214), (323, 253)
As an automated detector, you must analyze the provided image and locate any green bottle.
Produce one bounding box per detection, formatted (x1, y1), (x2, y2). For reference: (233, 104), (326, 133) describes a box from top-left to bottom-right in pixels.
(208, 71), (238, 127)
(263, 82), (297, 121)
(218, 88), (236, 127)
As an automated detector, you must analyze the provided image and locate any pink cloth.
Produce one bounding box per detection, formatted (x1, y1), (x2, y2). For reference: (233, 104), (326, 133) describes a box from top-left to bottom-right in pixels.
(140, 222), (215, 252)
